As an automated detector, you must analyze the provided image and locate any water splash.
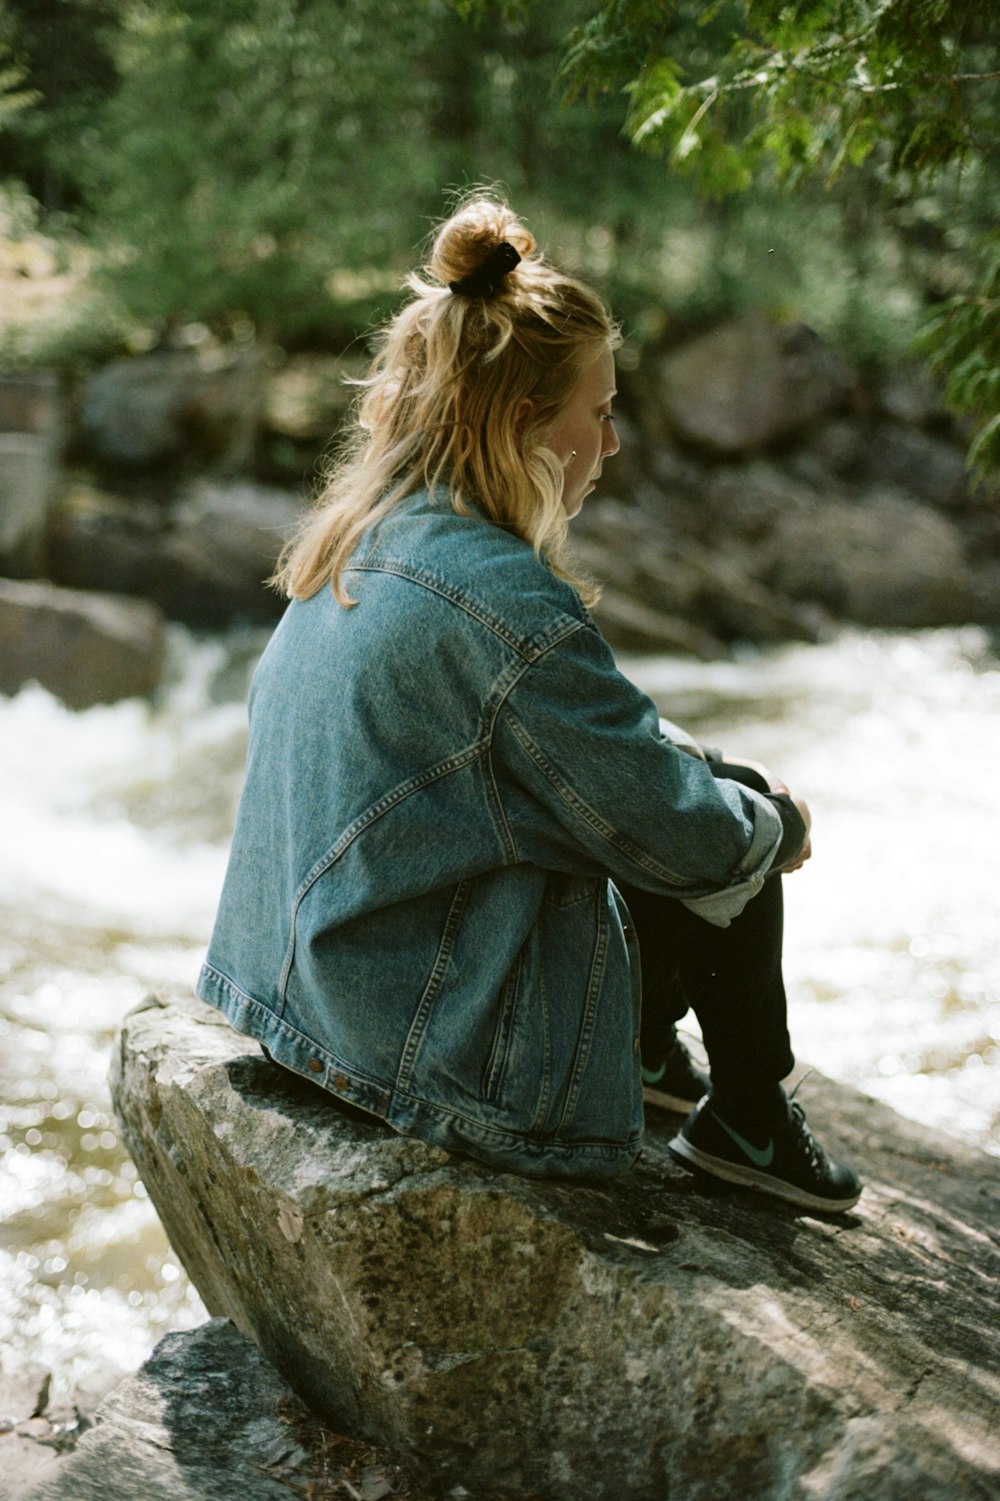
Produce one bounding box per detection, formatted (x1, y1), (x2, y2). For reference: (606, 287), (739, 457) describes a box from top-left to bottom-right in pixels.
(1, 622), (997, 1408)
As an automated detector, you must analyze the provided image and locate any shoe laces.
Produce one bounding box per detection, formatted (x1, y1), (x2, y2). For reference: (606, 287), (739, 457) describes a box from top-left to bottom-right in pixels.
(788, 1068), (815, 1103)
(784, 1072), (834, 1170)
(785, 1101), (829, 1176)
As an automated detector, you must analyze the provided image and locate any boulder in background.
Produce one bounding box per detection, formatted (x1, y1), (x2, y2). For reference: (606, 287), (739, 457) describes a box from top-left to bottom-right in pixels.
(20, 1319), (393, 1501)
(0, 577), (165, 708)
(654, 317), (853, 455)
(46, 479), (301, 627)
(0, 434), (58, 576)
(0, 369), (63, 576)
(79, 350), (263, 473)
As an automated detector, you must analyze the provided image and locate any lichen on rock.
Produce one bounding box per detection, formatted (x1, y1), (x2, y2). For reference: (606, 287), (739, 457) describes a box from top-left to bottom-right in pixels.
(109, 994), (1000, 1501)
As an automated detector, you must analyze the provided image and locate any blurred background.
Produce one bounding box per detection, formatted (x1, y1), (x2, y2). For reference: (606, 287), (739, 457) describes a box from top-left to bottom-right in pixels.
(0, 0), (997, 1439)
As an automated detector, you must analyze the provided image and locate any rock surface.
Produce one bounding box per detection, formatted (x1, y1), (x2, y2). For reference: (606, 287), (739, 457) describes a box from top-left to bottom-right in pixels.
(111, 994), (1000, 1501)
(79, 349), (262, 472)
(0, 370), (62, 575)
(46, 479), (298, 627)
(0, 577), (165, 707)
(0, 1358), (90, 1501)
(0, 369), (62, 438)
(654, 317), (852, 454)
(0, 434), (58, 575)
(20, 1319), (409, 1501)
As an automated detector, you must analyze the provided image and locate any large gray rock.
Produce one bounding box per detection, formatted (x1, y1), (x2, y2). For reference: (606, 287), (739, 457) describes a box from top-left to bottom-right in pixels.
(590, 586), (725, 657)
(574, 498), (828, 650)
(21, 1319), (402, 1501)
(829, 420), (971, 510)
(0, 577), (165, 707)
(79, 350), (262, 471)
(0, 370), (62, 437)
(702, 465), (979, 628)
(46, 480), (300, 627)
(0, 433), (57, 575)
(0, 370), (63, 575)
(655, 318), (852, 455)
(158, 480), (302, 622)
(760, 485), (974, 625)
(111, 994), (1000, 1501)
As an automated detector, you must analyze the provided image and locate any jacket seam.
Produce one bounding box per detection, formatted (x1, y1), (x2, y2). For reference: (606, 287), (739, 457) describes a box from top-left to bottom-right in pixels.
(396, 878), (472, 1093)
(500, 703), (693, 891)
(482, 623), (590, 864)
(277, 740), (489, 1003)
(482, 947), (521, 1103)
(198, 963), (391, 1095)
(347, 561), (584, 662)
(556, 881), (609, 1132)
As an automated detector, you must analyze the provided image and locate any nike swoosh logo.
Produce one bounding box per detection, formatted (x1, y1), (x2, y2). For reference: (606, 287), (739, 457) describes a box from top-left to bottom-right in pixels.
(641, 1063), (667, 1086)
(714, 1113), (775, 1168)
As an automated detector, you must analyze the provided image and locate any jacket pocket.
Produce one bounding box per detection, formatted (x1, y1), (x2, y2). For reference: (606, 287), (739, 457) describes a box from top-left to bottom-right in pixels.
(542, 872), (602, 910)
(481, 950), (522, 1104)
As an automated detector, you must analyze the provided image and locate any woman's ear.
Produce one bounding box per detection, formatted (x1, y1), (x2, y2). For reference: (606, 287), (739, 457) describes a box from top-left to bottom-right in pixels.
(514, 398), (534, 438)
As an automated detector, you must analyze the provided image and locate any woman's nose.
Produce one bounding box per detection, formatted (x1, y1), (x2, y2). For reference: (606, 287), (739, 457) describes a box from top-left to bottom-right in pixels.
(604, 422), (621, 458)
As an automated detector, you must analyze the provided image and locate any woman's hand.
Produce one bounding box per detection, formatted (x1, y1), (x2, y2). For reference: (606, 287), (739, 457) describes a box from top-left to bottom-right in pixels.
(723, 756), (812, 873)
(722, 754), (788, 795)
(780, 797), (812, 873)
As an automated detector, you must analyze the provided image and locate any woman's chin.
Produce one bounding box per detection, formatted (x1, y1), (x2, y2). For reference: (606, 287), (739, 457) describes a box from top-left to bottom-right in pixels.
(563, 485), (594, 520)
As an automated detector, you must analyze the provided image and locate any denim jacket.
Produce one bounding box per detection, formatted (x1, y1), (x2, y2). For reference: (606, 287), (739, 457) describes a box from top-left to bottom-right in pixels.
(197, 489), (798, 1178)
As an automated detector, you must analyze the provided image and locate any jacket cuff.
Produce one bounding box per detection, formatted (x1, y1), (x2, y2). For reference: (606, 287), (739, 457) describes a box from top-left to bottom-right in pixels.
(765, 792), (809, 870)
(678, 786), (785, 928)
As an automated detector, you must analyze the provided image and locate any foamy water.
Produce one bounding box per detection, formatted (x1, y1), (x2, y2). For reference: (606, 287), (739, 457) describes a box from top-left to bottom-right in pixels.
(1, 623), (997, 1408)
(628, 628), (1000, 1149)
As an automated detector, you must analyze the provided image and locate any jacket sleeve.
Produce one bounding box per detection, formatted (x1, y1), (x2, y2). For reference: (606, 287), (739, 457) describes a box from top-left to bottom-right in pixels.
(493, 621), (804, 927)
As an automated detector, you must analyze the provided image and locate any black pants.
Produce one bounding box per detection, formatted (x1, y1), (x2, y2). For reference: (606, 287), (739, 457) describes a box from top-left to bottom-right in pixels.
(616, 762), (795, 1103)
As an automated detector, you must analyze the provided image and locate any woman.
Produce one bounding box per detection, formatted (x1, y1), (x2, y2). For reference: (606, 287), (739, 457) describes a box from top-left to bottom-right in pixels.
(197, 196), (860, 1212)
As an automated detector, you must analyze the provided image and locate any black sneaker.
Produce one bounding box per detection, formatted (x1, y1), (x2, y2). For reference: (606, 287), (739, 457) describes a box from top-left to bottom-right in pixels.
(668, 1095), (862, 1213)
(641, 1032), (711, 1113)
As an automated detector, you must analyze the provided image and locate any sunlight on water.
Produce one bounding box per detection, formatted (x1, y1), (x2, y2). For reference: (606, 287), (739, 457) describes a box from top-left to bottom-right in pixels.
(0, 622), (997, 1410)
(627, 626), (1000, 1154)
(0, 626), (264, 1408)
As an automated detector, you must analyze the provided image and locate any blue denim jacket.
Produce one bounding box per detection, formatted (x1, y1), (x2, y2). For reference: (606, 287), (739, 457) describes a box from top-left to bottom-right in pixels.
(197, 489), (791, 1177)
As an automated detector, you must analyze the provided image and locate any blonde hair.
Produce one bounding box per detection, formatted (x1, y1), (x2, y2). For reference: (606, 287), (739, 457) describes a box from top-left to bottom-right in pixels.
(273, 194), (620, 605)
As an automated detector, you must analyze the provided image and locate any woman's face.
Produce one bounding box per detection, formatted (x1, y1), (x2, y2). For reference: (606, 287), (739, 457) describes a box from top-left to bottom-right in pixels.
(545, 347), (620, 518)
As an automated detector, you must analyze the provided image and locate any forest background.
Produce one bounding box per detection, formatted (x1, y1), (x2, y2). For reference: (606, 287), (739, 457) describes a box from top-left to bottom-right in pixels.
(1, 0), (997, 472)
(1, 12), (999, 1487)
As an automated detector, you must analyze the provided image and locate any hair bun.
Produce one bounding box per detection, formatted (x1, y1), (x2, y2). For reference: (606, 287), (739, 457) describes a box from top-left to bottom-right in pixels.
(449, 241), (521, 298)
(430, 196), (535, 293)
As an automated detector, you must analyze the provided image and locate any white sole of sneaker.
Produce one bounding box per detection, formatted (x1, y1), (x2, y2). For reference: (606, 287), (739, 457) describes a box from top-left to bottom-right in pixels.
(668, 1135), (862, 1213)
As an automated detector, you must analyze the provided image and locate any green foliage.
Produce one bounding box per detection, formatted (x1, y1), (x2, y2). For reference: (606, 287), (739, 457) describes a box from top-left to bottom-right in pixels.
(457, 0), (1000, 474)
(920, 230), (1000, 475)
(1, 0), (996, 471)
(0, 37), (38, 132)
(548, 0), (999, 192)
(70, 0), (698, 342)
(82, 0), (450, 337)
(63, 0), (782, 345)
(0, 1), (119, 212)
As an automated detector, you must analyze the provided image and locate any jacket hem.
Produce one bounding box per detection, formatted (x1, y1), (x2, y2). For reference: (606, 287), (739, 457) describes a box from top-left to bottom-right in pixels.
(196, 962), (642, 1182)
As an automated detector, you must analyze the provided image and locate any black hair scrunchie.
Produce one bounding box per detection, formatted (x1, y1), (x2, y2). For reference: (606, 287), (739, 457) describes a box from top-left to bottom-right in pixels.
(449, 241), (522, 299)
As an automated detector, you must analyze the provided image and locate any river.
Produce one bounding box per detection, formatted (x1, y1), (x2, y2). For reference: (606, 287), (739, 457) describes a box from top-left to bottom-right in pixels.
(1, 624), (998, 1413)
